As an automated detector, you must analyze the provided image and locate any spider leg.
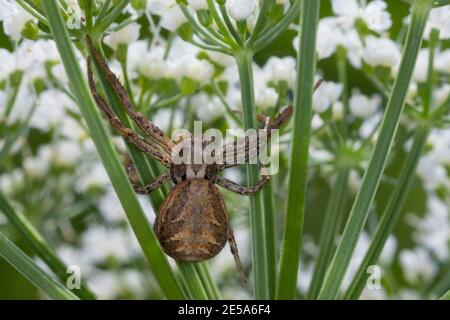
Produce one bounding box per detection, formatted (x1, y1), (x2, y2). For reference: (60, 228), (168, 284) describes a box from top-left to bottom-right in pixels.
(128, 171), (170, 194)
(87, 59), (171, 167)
(86, 36), (174, 154)
(226, 223), (247, 284)
(216, 175), (270, 195)
(221, 105), (294, 169)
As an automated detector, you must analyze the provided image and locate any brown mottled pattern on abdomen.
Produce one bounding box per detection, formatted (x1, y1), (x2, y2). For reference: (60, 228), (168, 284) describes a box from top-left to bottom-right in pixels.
(154, 179), (228, 262)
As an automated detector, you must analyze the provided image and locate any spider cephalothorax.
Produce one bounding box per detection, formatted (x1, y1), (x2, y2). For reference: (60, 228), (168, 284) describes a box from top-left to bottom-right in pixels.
(86, 36), (295, 281)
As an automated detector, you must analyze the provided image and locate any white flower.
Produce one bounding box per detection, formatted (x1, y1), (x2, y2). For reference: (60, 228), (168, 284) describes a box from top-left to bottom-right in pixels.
(129, 43), (167, 80)
(168, 55), (214, 83)
(349, 91), (381, 118)
(362, 0), (392, 32)
(316, 18), (342, 59)
(255, 86), (278, 110)
(226, 0), (256, 21)
(31, 90), (77, 130)
(436, 49), (450, 74)
(400, 248), (437, 284)
(408, 196), (450, 261)
(412, 49), (430, 82)
(104, 23), (141, 50)
(0, 0), (37, 40)
(417, 155), (448, 190)
(263, 56), (296, 87)
(160, 5), (187, 32)
(188, 0), (207, 10)
(192, 94), (225, 123)
(82, 226), (137, 264)
(433, 85), (450, 109)
(146, 0), (176, 15)
(312, 80), (343, 113)
(425, 6), (450, 40)
(363, 36), (400, 68)
(331, 0), (392, 33)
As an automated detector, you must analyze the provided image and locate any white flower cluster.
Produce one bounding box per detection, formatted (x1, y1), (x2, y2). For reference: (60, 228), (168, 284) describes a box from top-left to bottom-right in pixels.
(0, 0), (37, 40)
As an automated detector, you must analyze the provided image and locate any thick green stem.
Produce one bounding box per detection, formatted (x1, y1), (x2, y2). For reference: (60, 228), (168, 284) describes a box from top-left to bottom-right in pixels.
(0, 191), (96, 299)
(440, 290), (450, 300)
(318, 0), (432, 299)
(263, 182), (277, 299)
(276, 0), (321, 300)
(307, 168), (350, 299)
(235, 51), (272, 299)
(343, 124), (430, 299)
(42, 1), (185, 299)
(0, 232), (79, 300)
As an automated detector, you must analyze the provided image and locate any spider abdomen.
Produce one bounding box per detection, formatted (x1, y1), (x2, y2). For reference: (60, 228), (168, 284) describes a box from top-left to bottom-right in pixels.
(154, 179), (228, 262)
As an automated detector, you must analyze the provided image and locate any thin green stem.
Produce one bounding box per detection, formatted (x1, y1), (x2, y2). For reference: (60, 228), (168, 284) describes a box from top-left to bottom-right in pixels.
(336, 46), (349, 138)
(343, 124), (430, 300)
(0, 191), (96, 299)
(0, 232), (79, 300)
(248, 0), (272, 45)
(423, 28), (439, 115)
(276, 0), (321, 300)
(206, 0), (240, 46)
(93, 0), (130, 37)
(307, 168), (350, 299)
(0, 71), (24, 136)
(262, 183), (277, 299)
(318, 0), (432, 300)
(42, 1), (185, 299)
(253, 1), (300, 51)
(212, 80), (243, 126)
(17, 0), (49, 27)
(218, 4), (241, 45)
(179, 5), (231, 50)
(235, 50), (272, 299)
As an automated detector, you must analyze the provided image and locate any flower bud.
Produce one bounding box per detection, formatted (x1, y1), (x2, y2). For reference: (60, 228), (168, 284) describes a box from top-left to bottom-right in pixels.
(21, 20), (39, 40)
(226, 0), (256, 21)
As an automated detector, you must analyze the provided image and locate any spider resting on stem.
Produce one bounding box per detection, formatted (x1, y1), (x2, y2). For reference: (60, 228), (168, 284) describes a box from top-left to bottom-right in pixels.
(85, 36), (318, 281)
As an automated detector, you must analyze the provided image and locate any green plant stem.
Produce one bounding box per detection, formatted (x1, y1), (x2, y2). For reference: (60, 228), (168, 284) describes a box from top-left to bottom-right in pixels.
(343, 124), (430, 299)
(336, 46), (349, 138)
(0, 191), (96, 299)
(93, 0), (130, 36)
(253, 1), (301, 51)
(440, 290), (450, 300)
(194, 263), (222, 300)
(42, 1), (185, 299)
(235, 51), (272, 299)
(218, 4), (241, 45)
(276, 0), (321, 300)
(179, 5), (230, 50)
(212, 80), (243, 126)
(423, 28), (439, 115)
(0, 71), (23, 136)
(248, 0), (272, 44)
(318, 0), (432, 300)
(307, 168), (350, 299)
(206, 0), (239, 46)
(262, 183), (277, 299)
(0, 232), (79, 300)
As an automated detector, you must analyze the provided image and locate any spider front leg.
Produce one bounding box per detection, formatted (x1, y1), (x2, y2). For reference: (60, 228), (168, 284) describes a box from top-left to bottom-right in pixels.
(125, 164), (170, 194)
(216, 175), (270, 196)
(87, 59), (171, 167)
(86, 36), (174, 154)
